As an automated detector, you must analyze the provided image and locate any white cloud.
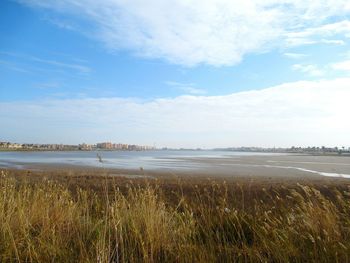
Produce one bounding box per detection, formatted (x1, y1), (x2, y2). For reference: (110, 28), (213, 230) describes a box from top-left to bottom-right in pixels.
(18, 0), (350, 66)
(283, 52), (308, 59)
(292, 64), (324, 76)
(1, 78), (350, 148)
(331, 60), (350, 71)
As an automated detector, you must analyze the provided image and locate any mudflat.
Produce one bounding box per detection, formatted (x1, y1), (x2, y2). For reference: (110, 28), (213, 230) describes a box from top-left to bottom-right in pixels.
(1, 152), (350, 180)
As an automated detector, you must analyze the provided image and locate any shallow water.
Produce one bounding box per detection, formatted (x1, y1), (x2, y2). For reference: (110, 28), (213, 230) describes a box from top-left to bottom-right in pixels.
(0, 150), (349, 178)
(0, 150), (276, 169)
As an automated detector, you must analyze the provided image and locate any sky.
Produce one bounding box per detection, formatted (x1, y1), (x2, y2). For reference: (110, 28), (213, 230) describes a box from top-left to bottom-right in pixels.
(1, 0), (350, 148)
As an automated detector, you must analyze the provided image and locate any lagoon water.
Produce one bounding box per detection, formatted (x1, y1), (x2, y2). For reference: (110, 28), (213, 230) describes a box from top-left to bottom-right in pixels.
(1, 150), (350, 178)
(0, 150), (273, 169)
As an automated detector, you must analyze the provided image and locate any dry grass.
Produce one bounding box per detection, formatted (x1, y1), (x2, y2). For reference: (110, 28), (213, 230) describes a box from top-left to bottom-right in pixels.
(1, 170), (350, 262)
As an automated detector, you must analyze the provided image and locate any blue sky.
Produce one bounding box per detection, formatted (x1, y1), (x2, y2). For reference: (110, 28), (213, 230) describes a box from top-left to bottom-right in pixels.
(1, 0), (350, 148)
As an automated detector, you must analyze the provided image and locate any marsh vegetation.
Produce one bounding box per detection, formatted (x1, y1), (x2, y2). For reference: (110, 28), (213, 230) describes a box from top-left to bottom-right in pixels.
(1, 170), (350, 262)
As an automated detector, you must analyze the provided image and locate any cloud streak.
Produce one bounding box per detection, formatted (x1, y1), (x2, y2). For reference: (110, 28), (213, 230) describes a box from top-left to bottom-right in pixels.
(18, 0), (350, 66)
(1, 78), (349, 147)
(0, 51), (91, 74)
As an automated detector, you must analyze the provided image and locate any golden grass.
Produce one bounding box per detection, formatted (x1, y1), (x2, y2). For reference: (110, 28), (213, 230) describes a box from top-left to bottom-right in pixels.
(1, 170), (350, 262)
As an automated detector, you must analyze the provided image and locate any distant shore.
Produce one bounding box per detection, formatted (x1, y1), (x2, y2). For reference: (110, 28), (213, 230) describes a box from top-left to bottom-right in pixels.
(1, 147), (350, 158)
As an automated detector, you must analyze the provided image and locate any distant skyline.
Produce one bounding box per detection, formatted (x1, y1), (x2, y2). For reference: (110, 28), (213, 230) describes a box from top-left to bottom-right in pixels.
(1, 0), (350, 148)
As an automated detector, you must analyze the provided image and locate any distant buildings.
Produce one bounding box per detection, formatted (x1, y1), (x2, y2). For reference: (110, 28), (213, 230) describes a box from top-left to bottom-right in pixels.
(0, 142), (23, 149)
(214, 146), (350, 155)
(78, 143), (92, 151)
(96, 142), (113, 150)
(0, 141), (155, 151)
(95, 142), (155, 151)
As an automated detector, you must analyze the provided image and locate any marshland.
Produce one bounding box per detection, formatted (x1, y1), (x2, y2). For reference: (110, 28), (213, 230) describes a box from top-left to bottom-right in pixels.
(1, 168), (350, 262)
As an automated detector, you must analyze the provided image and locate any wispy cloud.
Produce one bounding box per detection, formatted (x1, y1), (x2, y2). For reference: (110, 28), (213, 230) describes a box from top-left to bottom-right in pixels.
(320, 39), (345, 45)
(292, 64), (325, 77)
(291, 59), (350, 76)
(17, 0), (350, 66)
(1, 78), (350, 147)
(30, 56), (90, 74)
(0, 59), (32, 73)
(285, 20), (350, 47)
(43, 17), (77, 31)
(283, 53), (308, 59)
(165, 81), (206, 95)
(35, 81), (61, 89)
(0, 51), (91, 74)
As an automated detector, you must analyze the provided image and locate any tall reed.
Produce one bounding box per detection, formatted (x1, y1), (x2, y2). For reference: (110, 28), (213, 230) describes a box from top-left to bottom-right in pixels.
(0, 171), (349, 262)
